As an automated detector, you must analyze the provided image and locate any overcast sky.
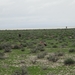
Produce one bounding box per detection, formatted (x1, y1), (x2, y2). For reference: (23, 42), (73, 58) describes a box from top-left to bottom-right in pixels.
(0, 0), (75, 29)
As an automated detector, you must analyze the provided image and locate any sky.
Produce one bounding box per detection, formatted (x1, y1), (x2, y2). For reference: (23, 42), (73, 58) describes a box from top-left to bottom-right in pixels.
(0, 0), (75, 29)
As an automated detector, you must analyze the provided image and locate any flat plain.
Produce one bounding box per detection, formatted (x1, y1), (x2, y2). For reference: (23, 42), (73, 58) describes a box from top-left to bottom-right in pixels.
(0, 28), (75, 75)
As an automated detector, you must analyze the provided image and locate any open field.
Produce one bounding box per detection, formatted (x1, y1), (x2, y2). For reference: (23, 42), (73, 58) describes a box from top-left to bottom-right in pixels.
(0, 28), (75, 75)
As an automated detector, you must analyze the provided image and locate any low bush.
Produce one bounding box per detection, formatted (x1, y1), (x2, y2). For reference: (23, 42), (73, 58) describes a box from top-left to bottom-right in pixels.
(30, 48), (38, 53)
(41, 66), (48, 70)
(47, 54), (58, 62)
(37, 45), (45, 51)
(0, 44), (4, 50)
(12, 44), (21, 49)
(55, 51), (64, 56)
(12, 66), (28, 75)
(69, 49), (75, 53)
(0, 42), (11, 50)
(52, 45), (58, 48)
(22, 43), (27, 47)
(4, 47), (12, 52)
(37, 52), (47, 59)
(21, 48), (25, 51)
(31, 59), (36, 64)
(64, 58), (75, 65)
(0, 52), (5, 59)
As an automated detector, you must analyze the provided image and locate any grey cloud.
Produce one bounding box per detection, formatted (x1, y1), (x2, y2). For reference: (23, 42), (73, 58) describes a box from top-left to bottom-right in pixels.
(0, 0), (75, 29)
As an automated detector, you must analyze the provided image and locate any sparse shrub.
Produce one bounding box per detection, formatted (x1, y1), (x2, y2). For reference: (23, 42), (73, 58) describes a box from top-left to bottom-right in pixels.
(21, 48), (25, 51)
(59, 40), (63, 43)
(39, 46), (45, 51)
(37, 45), (45, 51)
(20, 60), (25, 64)
(61, 44), (65, 48)
(22, 43), (27, 47)
(0, 44), (4, 50)
(30, 48), (38, 53)
(13, 44), (21, 49)
(47, 54), (58, 62)
(50, 42), (54, 45)
(64, 58), (75, 65)
(69, 49), (75, 53)
(71, 42), (75, 47)
(37, 51), (47, 59)
(37, 53), (45, 59)
(43, 51), (47, 55)
(0, 42), (11, 50)
(41, 65), (48, 70)
(63, 43), (68, 47)
(52, 45), (58, 48)
(12, 66), (28, 75)
(31, 59), (36, 64)
(4, 47), (12, 52)
(55, 51), (64, 56)
(0, 52), (5, 59)
(26, 42), (34, 49)
(47, 73), (56, 75)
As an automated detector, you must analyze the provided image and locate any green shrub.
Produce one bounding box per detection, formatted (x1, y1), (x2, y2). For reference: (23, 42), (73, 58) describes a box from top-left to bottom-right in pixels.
(69, 49), (75, 53)
(47, 55), (58, 62)
(0, 52), (5, 59)
(13, 44), (21, 49)
(12, 66), (28, 75)
(64, 58), (75, 65)
(55, 51), (64, 56)
(22, 43), (27, 47)
(0, 42), (11, 50)
(26, 42), (34, 48)
(37, 52), (47, 59)
(0, 44), (4, 50)
(30, 48), (38, 53)
(41, 66), (48, 70)
(52, 45), (58, 48)
(21, 48), (25, 51)
(31, 59), (36, 64)
(4, 47), (12, 52)
(37, 45), (45, 51)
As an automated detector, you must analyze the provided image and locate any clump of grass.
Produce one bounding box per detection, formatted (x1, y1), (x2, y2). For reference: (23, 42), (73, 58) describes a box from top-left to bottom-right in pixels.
(64, 58), (75, 65)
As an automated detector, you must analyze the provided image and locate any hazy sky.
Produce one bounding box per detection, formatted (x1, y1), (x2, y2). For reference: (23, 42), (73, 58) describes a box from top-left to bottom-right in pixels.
(0, 0), (75, 29)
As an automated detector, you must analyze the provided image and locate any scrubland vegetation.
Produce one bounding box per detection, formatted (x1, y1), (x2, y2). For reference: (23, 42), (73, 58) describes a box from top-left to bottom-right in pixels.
(0, 28), (75, 75)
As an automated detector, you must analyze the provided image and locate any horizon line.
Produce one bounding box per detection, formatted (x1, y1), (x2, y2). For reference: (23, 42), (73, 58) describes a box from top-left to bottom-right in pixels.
(0, 27), (75, 30)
